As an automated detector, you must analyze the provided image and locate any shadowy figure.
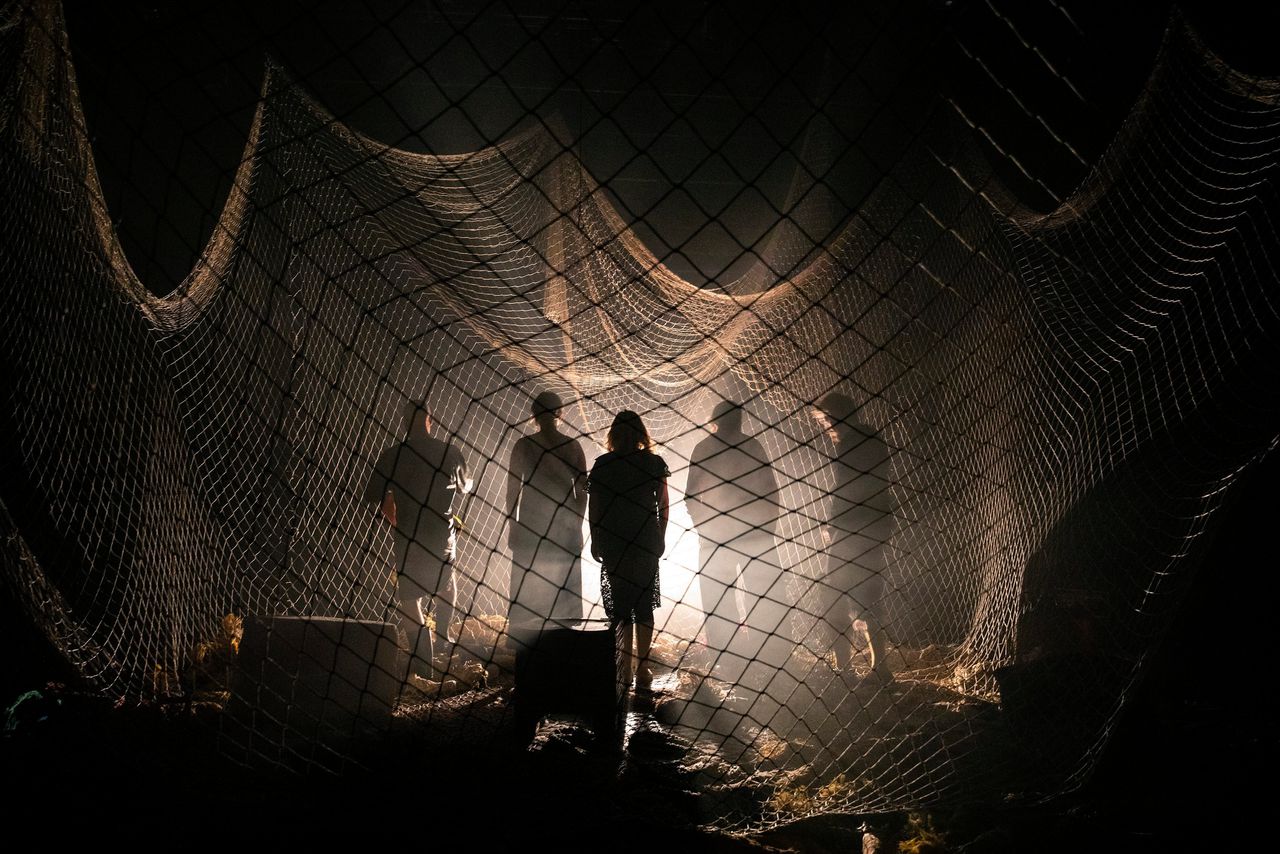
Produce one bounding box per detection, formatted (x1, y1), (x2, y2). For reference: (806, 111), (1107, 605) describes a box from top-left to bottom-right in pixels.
(811, 393), (894, 682)
(588, 410), (670, 692)
(505, 391), (588, 645)
(685, 401), (788, 675)
(366, 401), (473, 678)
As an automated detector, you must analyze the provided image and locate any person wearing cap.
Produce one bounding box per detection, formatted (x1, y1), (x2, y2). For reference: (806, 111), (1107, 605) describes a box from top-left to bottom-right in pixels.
(505, 391), (588, 645)
(686, 401), (784, 674)
(810, 392), (894, 682)
(366, 401), (473, 677)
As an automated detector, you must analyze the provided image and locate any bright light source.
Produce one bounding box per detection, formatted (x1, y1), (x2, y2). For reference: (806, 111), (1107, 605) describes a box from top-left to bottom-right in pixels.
(581, 497), (707, 641)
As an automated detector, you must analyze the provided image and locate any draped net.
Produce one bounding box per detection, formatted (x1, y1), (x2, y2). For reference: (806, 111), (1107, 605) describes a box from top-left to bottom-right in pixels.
(1, 0), (1277, 833)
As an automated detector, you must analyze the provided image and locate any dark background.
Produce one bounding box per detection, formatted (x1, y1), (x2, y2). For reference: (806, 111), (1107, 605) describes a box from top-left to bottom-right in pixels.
(3, 0), (1278, 846)
(58, 0), (1197, 295)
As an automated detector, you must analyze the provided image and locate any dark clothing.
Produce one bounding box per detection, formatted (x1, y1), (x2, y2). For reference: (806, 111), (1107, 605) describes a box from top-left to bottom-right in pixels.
(588, 449), (669, 622)
(508, 433), (587, 558)
(366, 434), (468, 561)
(687, 430), (783, 651)
(697, 530), (784, 651)
(603, 549), (662, 625)
(827, 427), (893, 554)
(589, 450), (669, 559)
(366, 433), (469, 657)
(823, 426), (893, 626)
(506, 432), (587, 629)
(686, 432), (779, 540)
(822, 553), (887, 632)
(394, 535), (456, 653)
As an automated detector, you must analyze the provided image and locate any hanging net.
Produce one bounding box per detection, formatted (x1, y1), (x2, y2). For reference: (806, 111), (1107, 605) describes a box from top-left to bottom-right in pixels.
(1, 0), (1277, 834)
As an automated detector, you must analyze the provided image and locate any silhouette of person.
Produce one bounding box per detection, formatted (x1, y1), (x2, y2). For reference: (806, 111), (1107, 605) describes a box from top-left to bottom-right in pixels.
(505, 391), (587, 645)
(686, 401), (786, 672)
(366, 401), (472, 676)
(588, 410), (669, 692)
(811, 393), (894, 682)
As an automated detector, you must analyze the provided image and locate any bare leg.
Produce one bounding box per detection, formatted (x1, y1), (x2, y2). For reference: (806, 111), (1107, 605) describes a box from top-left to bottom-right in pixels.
(833, 629), (854, 672)
(635, 620), (654, 689)
(616, 620), (634, 688)
(864, 611), (892, 680)
(636, 621), (653, 663)
(823, 590), (855, 672)
(849, 570), (890, 681)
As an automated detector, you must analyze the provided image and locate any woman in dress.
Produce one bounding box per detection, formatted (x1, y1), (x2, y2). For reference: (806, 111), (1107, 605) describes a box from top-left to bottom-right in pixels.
(588, 410), (669, 691)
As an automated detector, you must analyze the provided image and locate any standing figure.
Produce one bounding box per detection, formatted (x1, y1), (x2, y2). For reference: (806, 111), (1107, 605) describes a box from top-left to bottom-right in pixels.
(366, 401), (472, 677)
(505, 391), (588, 645)
(811, 393), (894, 682)
(588, 410), (670, 692)
(686, 401), (786, 672)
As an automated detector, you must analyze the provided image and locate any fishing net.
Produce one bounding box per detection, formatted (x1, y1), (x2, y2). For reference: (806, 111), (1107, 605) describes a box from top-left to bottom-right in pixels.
(2, 0), (1276, 833)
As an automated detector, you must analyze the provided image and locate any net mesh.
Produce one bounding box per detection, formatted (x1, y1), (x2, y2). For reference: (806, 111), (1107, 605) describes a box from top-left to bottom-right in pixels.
(2, 0), (1277, 833)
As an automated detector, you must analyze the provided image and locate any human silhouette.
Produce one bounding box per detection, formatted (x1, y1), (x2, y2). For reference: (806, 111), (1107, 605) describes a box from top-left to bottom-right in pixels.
(685, 401), (786, 673)
(588, 410), (670, 692)
(811, 393), (894, 682)
(366, 401), (472, 676)
(505, 391), (587, 645)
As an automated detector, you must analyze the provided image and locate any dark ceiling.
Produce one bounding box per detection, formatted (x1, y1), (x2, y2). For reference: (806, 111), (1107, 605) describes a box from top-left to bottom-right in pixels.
(61, 0), (1271, 295)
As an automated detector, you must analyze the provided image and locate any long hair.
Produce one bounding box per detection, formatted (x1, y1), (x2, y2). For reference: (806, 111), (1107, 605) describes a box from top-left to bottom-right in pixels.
(606, 410), (651, 452)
